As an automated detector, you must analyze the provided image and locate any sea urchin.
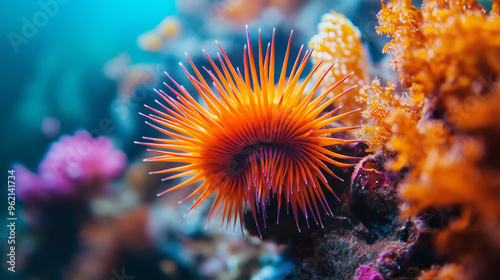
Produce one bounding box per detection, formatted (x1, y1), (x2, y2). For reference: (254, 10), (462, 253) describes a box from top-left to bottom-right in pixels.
(136, 27), (361, 235)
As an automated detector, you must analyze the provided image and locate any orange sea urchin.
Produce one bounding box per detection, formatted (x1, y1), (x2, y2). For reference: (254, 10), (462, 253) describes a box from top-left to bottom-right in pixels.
(136, 27), (361, 235)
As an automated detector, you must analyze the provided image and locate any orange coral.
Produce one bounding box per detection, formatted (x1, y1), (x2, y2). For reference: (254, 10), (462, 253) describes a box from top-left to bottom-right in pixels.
(378, 0), (500, 106)
(392, 118), (500, 273)
(397, 136), (496, 214)
(309, 11), (368, 125)
(377, 0), (500, 220)
(356, 78), (420, 151)
(446, 83), (500, 131)
(385, 111), (448, 172)
(373, 1), (500, 278)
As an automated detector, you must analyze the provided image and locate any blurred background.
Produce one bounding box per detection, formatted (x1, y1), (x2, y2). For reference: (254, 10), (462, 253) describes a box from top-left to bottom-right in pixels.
(0, 1), (386, 279)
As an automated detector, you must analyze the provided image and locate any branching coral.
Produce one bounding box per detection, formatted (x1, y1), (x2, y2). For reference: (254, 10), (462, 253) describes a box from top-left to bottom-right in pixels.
(309, 11), (368, 125)
(392, 119), (500, 278)
(378, 0), (500, 106)
(360, 0), (500, 150)
(356, 78), (421, 151)
(372, 1), (500, 278)
(379, 0), (500, 212)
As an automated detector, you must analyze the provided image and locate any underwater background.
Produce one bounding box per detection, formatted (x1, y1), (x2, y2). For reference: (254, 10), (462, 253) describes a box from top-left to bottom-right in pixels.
(1, 0), (500, 279)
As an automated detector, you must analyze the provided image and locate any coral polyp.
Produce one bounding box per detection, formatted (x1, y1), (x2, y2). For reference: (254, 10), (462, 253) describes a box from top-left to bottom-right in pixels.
(136, 28), (360, 234)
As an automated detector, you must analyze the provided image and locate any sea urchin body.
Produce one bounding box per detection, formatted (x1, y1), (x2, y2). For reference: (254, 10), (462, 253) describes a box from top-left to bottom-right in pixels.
(136, 28), (360, 235)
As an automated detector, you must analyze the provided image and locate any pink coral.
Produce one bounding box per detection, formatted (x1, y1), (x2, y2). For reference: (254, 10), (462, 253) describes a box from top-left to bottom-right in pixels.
(354, 265), (383, 280)
(15, 130), (127, 205)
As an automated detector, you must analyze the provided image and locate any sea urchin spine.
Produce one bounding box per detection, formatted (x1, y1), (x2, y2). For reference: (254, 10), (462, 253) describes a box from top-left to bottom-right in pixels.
(136, 27), (361, 235)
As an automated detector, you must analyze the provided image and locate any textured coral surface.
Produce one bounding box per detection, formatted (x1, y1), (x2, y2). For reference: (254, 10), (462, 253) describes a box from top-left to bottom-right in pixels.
(309, 11), (368, 125)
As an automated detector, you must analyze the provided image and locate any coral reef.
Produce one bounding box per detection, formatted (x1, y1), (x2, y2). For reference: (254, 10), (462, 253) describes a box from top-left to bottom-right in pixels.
(359, 0), (500, 279)
(10, 1), (500, 279)
(131, 2), (500, 279)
